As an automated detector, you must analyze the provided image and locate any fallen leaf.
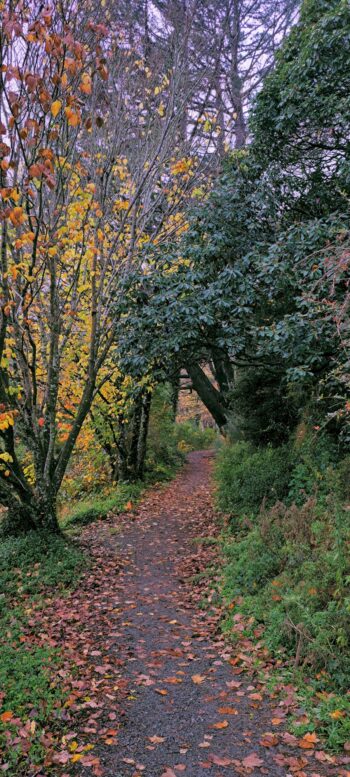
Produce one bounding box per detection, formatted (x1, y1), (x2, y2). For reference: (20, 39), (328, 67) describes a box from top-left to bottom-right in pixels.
(210, 754), (232, 766)
(0, 711), (13, 723)
(218, 706), (238, 715)
(191, 674), (206, 684)
(165, 677), (182, 684)
(242, 753), (264, 769)
(212, 720), (229, 729)
(52, 751), (70, 765)
(148, 735), (165, 744)
(299, 732), (318, 749)
(259, 733), (278, 747)
(329, 709), (345, 720)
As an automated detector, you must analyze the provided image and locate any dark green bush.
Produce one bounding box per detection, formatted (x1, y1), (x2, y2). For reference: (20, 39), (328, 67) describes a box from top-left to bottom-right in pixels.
(229, 367), (299, 446)
(223, 527), (283, 595)
(221, 496), (350, 747)
(217, 431), (350, 748)
(216, 441), (293, 520)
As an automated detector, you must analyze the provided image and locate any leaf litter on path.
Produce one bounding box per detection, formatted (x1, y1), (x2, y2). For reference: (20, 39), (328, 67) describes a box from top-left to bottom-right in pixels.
(3, 451), (348, 777)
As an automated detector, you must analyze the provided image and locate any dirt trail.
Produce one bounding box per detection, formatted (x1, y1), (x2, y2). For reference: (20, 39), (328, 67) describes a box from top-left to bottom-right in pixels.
(80, 451), (337, 777)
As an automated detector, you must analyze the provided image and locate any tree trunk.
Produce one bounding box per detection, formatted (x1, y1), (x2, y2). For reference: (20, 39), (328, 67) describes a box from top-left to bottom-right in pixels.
(116, 420), (129, 482)
(137, 390), (152, 479)
(0, 489), (60, 536)
(128, 394), (143, 481)
(211, 349), (234, 395)
(186, 362), (228, 431)
(170, 368), (180, 419)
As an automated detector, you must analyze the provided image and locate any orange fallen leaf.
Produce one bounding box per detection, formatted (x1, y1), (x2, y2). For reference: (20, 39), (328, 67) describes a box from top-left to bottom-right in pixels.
(212, 720), (229, 729)
(271, 717), (283, 725)
(191, 674), (205, 684)
(165, 677), (182, 684)
(218, 706), (238, 715)
(155, 689), (168, 696)
(0, 711), (13, 723)
(71, 753), (83, 763)
(299, 732), (318, 749)
(259, 733), (278, 747)
(329, 709), (345, 720)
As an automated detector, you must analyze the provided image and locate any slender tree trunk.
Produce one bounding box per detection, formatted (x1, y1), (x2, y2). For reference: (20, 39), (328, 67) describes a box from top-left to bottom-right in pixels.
(229, 0), (248, 150)
(170, 368), (180, 419)
(137, 390), (152, 479)
(116, 420), (129, 481)
(128, 394), (143, 481)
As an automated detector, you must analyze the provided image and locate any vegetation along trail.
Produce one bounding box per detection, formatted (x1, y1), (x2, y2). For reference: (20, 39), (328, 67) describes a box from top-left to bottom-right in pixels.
(77, 452), (340, 777)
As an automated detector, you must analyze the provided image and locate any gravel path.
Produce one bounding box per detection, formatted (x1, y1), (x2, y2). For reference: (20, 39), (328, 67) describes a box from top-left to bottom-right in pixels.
(80, 451), (340, 777)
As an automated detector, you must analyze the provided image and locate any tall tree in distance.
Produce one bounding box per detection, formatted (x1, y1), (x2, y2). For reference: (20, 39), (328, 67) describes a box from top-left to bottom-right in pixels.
(151, 0), (300, 151)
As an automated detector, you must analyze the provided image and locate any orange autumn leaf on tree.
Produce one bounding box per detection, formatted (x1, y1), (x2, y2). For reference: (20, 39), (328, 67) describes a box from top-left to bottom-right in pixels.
(80, 73), (92, 94)
(65, 107), (81, 127)
(51, 99), (62, 117)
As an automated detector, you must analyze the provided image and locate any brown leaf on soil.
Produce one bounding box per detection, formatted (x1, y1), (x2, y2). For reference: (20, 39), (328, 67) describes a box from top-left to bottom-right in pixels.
(148, 735), (165, 744)
(165, 676), (183, 684)
(259, 733), (279, 748)
(299, 732), (318, 749)
(209, 754), (232, 766)
(191, 674), (206, 684)
(242, 753), (264, 769)
(217, 706), (238, 715)
(212, 720), (229, 729)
